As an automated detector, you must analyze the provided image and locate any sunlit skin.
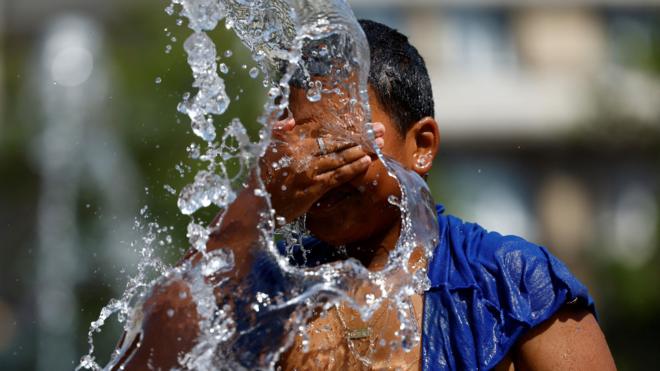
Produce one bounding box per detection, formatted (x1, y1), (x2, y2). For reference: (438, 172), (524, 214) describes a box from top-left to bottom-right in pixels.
(263, 86), (438, 270)
(264, 87), (615, 370)
(264, 86), (437, 369)
(110, 86), (616, 371)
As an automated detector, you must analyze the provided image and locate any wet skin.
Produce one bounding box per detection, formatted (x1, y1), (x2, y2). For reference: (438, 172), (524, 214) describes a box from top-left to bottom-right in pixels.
(111, 86), (615, 371)
(266, 87), (440, 369)
(266, 86), (440, 269)
(262, 87), (615, 370)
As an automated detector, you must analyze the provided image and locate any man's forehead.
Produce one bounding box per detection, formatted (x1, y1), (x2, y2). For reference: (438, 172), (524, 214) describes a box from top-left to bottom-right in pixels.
(287, 87), (338, 121)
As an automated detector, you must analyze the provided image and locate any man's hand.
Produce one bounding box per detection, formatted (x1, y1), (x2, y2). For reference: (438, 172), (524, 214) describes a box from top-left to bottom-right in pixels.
(261, 118), (385, 222)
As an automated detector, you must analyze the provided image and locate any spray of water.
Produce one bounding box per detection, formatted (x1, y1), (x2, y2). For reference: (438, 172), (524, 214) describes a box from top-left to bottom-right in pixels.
(77, 0), (439, 369)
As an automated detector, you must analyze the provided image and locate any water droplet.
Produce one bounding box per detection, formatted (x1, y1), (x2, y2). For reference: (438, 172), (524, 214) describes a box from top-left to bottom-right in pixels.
(201, 249), (235, 276)
(80, 4), (441, 369)
(268, 87), (281, 98)
(249, 67), (259, 79)
(164, 184), (176, 195)
(155, 77), (162, 84)
(387, 195), (401, 207)
(186, 143), (201, 159)
(178, 171), (236, 215)
(306, 80), (322, 102)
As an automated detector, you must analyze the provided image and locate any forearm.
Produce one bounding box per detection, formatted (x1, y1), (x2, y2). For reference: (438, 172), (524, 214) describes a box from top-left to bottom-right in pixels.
(111, 177), (271, 370)
(196, 174), (270, 277)
(109, 118), (379, 368)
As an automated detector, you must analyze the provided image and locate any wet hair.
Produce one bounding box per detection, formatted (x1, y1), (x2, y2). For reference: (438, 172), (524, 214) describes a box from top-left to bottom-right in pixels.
(359, 19), (434, 133)
(286, 19), (434, 134)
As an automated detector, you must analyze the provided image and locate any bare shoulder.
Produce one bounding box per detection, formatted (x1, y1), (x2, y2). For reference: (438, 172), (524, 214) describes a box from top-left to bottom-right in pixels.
(513, 305), (616, 371)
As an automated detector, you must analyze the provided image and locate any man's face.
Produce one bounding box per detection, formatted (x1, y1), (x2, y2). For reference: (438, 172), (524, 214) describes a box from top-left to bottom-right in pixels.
(286, 86), (408, 246)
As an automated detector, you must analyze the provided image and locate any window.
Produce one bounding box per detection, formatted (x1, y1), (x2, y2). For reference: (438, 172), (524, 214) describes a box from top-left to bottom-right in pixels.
(440, 8), (518, 73)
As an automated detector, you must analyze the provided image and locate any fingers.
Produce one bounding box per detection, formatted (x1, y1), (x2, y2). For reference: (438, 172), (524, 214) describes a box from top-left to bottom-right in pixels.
(372, 122), (385, 136)
(275, 117), (295, 130)
(313, 155), (372, 188)
(312, 136), (356, 156)
(307, 123), (386, 174)
(312, 125), (386, 156)
(272, 118), (295, 138)
(372, 122), (385, 148)
(314, 145), (368, 174)
(310, 123), (384, 186)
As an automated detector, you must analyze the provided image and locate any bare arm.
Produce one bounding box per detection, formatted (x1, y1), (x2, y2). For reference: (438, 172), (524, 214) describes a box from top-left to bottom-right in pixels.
(109, 182), (269, 370)
(108, 120), (383, 370)
(512, 305), (616, 371)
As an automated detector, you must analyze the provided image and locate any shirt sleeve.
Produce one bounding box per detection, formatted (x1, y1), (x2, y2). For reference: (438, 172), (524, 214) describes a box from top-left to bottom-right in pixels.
(423, 214), (595, 371)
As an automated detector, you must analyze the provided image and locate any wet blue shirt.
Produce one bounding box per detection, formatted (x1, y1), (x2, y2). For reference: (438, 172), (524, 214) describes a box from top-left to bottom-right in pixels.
(423, 205), (595, 370)
(251, 204), (594, 370)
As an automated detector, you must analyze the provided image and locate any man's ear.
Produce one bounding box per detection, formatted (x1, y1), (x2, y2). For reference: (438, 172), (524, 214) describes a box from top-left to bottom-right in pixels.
(405, 116), (440, 177)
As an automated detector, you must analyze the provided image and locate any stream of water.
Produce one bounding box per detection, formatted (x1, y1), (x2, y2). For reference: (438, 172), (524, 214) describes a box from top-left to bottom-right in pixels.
(77, 1), (439, 369)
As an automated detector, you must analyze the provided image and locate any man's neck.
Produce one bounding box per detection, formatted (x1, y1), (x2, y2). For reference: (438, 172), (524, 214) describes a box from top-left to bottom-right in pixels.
(346, 218), (401, 271)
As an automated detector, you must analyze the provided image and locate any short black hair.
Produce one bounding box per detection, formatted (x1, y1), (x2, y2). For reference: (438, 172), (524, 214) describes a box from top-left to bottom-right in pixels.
(359, 19), (434, 133)
(286, 20), (434, 134)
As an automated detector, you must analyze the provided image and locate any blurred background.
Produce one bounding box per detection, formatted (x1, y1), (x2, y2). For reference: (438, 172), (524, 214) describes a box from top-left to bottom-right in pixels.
(1, 0), (659, 370)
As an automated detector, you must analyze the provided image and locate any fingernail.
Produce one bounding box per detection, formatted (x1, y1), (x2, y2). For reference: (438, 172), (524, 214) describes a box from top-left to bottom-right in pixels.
(361, 155), (372, 164)
(375, 137), (385, 148)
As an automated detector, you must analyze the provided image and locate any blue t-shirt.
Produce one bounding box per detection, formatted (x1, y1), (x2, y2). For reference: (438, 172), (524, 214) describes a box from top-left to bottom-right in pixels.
(245, 204), (594, 370)
(423, 204), (594, 370)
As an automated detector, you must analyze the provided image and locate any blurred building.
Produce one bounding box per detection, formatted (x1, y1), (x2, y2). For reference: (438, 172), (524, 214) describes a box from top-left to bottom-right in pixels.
(0, 2), (5, 131)
(352, 0), (660, 265)
(352, 0), (660, 138)
(352, 3), (660, 368)
(0, 0), (658, 370)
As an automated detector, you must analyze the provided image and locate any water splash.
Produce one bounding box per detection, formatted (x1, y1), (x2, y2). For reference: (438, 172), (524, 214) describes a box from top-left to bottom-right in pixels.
(78, 0), (439, 369)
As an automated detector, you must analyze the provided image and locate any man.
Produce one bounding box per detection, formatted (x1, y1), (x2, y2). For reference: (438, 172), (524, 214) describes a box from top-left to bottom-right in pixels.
(111, 20), (616, 370)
